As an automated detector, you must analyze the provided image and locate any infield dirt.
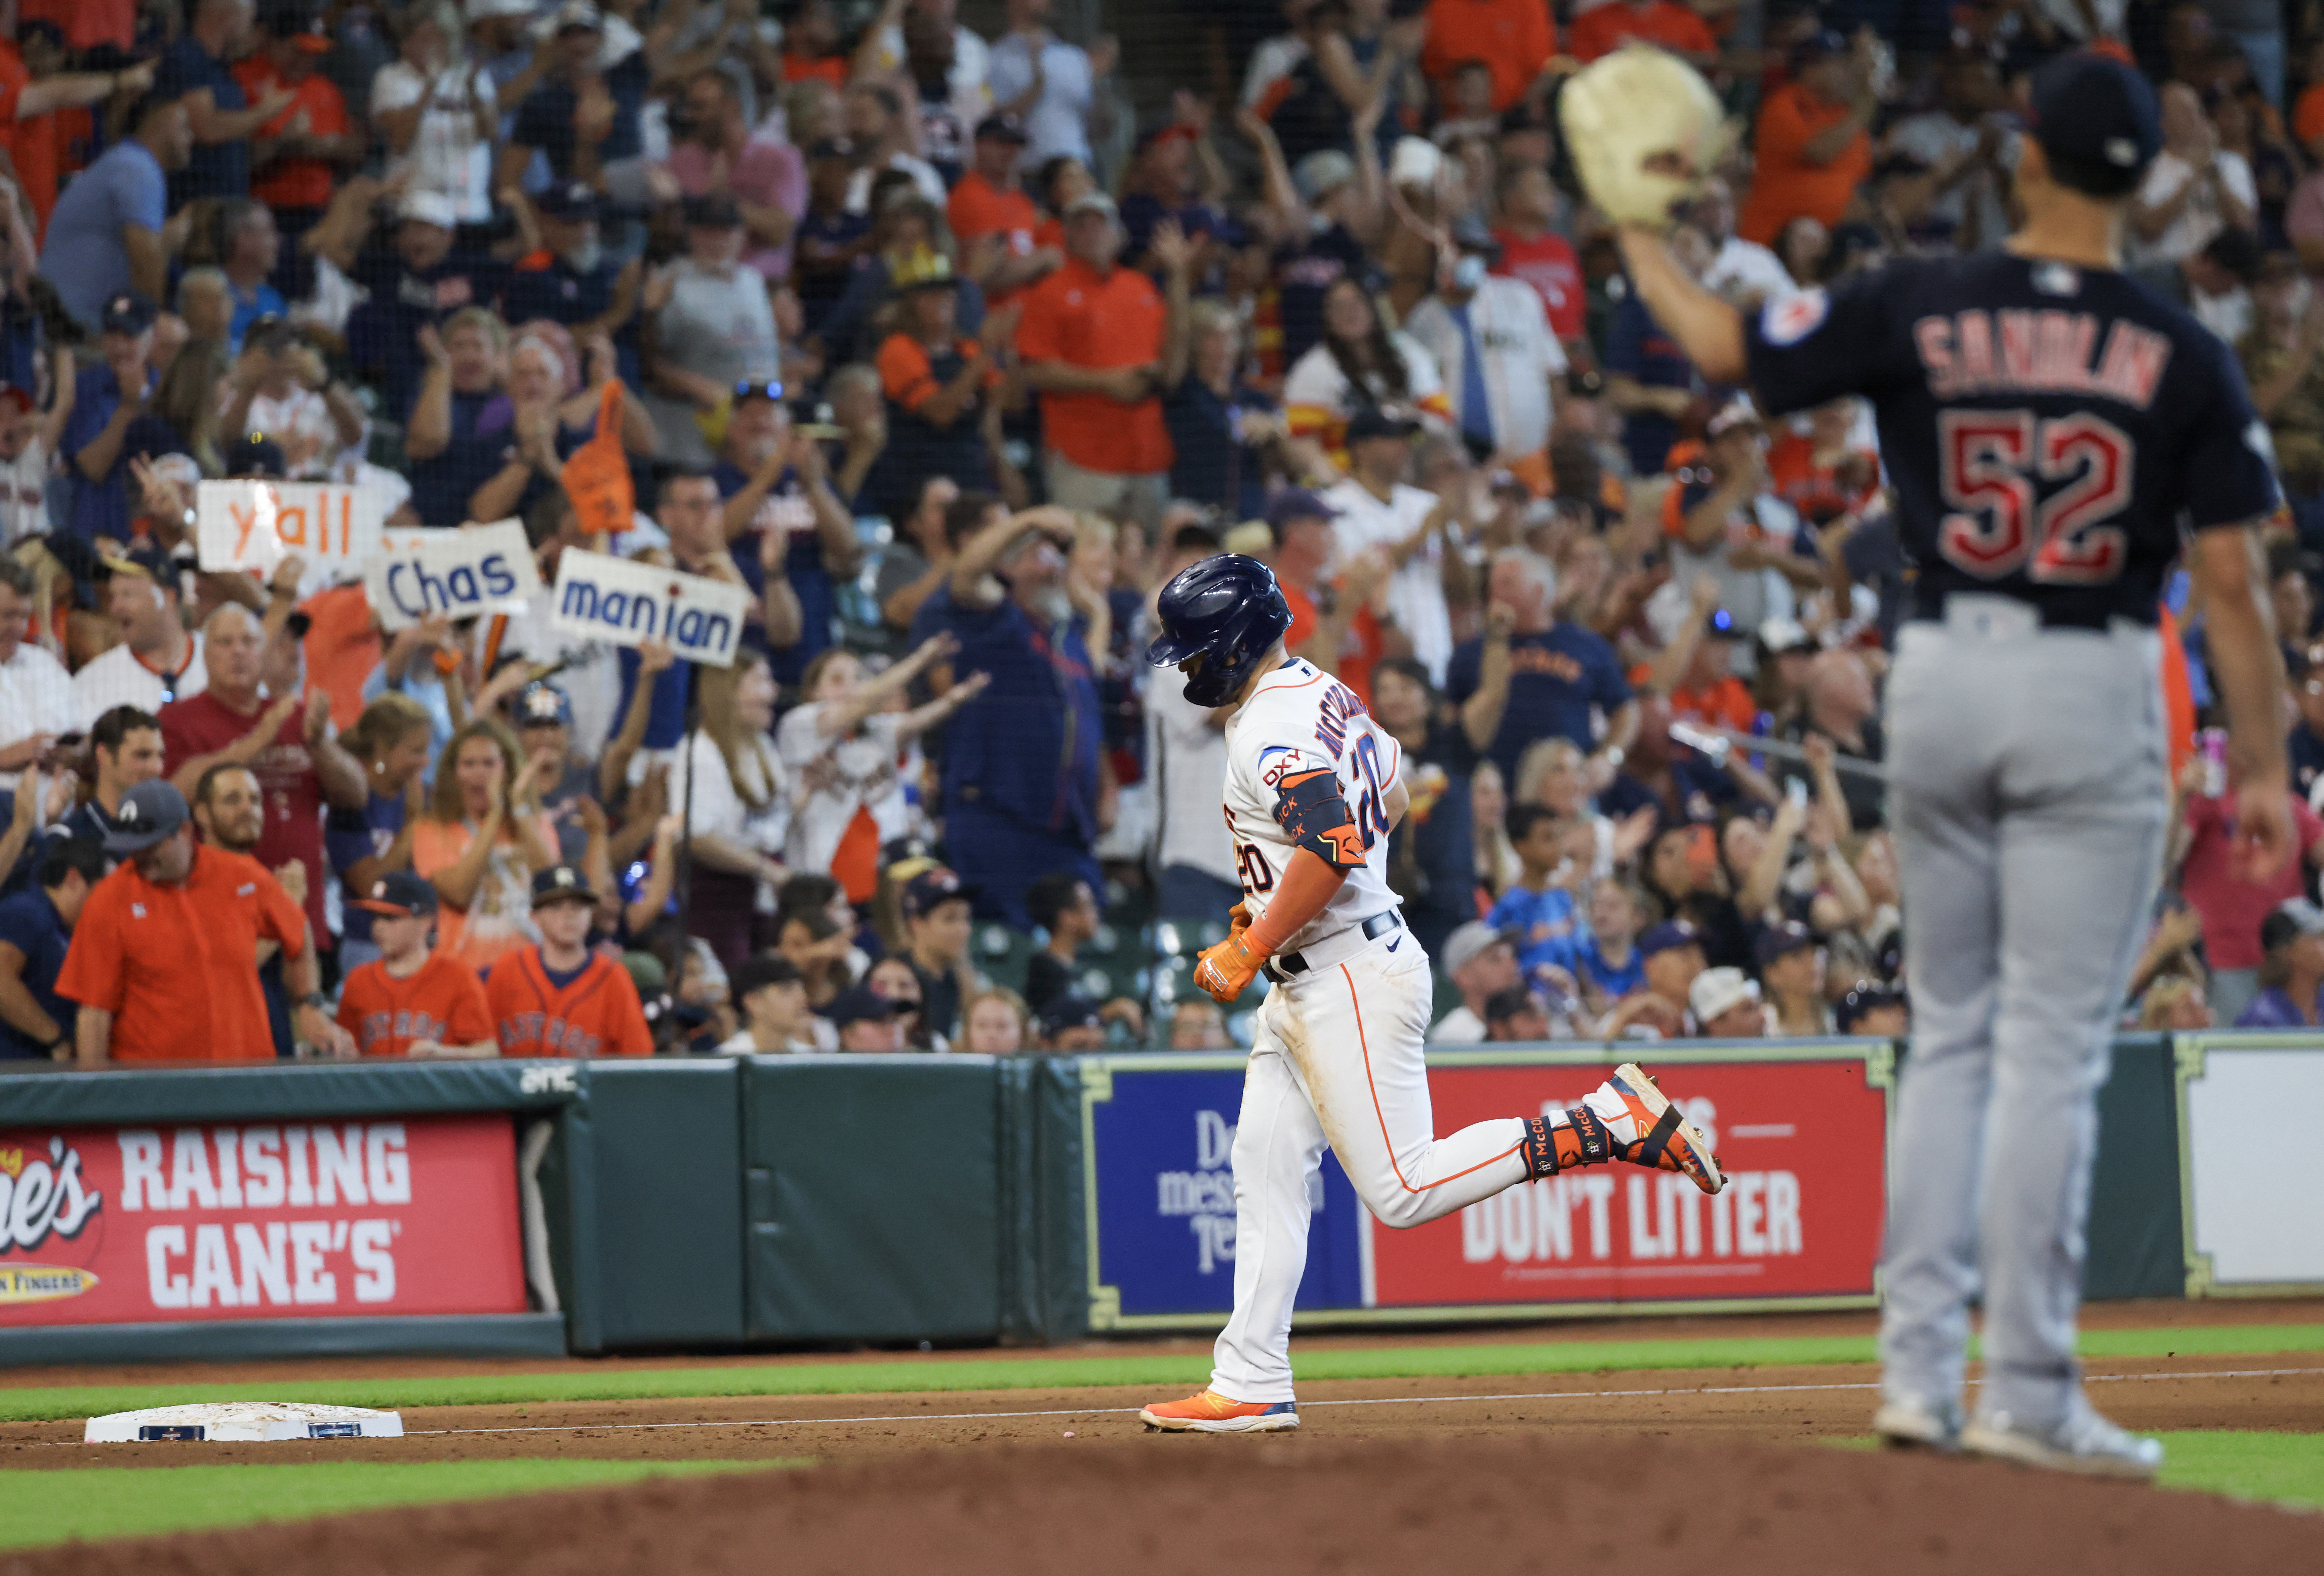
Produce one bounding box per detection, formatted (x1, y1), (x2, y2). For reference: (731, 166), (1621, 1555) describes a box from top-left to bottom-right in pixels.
(6, 1429), (2320, 1576)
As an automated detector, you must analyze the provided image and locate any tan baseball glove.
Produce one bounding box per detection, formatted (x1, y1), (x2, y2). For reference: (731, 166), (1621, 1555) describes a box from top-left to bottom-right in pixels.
(1558, 44), (1733, 229)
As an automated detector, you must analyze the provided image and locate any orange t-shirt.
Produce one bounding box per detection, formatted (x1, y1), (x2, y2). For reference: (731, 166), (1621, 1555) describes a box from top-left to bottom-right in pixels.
(234, 59), (349, 212)
(410, 815), (559, 974)
(300, 583), (382, 732)
(1766, 431), (1879, 526)
(336, 948), (495, 1057)
(1282, 577), (1384, 707)
(1736, 81), (1872, 245)
(1422, 0), (1555, 112)
(1666, 673), (1757, 734)
(781, 53), (850, 85)
(1014, 255), (1173, 476)
(876, 332), (1001, 409)
(55, 845), (305, 1062)
(948, 170), (1040, 249)
(2296, 82), (2324, 152)
(0, 43), (57, 235)
(1567, 0), (1716, 61)
(484, 946), (654, 1057)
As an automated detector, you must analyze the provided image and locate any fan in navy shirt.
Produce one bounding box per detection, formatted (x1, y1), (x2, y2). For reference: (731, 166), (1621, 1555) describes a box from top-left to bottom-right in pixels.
(161, 0), (292, 204)
(0, 838), (103, 1058)
(504, 7), (649, 184)
(1444, 550), (1637, 789)
(346, 192), (510, 425)
(1604, 283), (1704, 477)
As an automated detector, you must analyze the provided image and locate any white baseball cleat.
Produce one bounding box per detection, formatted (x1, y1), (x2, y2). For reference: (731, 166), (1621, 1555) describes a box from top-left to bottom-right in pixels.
(1960, 1399), (2163, 1479)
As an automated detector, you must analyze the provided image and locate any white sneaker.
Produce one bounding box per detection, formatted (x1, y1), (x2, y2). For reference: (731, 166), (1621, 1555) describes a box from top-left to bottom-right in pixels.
(1960, 1398), (2163, 1480)
(1872, 1397), (1961, 1451)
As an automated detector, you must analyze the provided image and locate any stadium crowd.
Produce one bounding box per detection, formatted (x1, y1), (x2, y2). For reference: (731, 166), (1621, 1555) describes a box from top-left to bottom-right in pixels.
(0, 0), (2314, 1064)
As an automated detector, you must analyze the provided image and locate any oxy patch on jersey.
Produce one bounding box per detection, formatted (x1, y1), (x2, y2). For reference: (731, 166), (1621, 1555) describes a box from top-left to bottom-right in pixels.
(1256, 744), (1311, 790)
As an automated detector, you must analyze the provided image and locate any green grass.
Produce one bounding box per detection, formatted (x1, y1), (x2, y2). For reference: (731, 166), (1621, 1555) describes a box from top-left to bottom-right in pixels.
(0, 1459), (797, 1552)
(0, 1322), (2316, 1425)
(2156, 1430), (2324, 1509)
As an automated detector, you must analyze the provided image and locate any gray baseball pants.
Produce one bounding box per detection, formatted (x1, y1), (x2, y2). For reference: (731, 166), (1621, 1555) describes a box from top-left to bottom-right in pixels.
(1878, 598), (2170, 1432)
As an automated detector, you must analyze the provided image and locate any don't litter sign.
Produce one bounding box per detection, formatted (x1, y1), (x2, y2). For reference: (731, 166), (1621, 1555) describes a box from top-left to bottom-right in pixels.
(548, 549), (749, 667)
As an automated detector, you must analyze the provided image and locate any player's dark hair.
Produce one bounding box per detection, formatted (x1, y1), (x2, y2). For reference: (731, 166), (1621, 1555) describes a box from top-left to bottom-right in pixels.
(192, 758), (257, 810)
(2037, 142), (2144, 201)
(1482, 986), (1535, 1024)
(1025, 870), (1088, 935)
(39, 836), (107, 891)
(1375, 655), (1434, 700)
(943, 489), (1003, 548)
(1505, 802), (1561, 844)
(91, 705), (159, 757)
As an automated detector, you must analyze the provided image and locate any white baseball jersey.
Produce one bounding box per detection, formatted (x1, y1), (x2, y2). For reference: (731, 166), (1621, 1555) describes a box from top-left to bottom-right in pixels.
(1221, 657), (1402, 954)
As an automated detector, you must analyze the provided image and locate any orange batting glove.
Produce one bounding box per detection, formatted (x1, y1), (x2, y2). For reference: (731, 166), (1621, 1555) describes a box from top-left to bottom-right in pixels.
(1194, 928), (1265, 1003)
(1227, 900), (1252, 938)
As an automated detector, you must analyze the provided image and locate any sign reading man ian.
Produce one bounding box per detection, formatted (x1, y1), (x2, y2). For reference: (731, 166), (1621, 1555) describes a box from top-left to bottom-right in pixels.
(549, 549), (749, 667)
(364, 522), (542, 631)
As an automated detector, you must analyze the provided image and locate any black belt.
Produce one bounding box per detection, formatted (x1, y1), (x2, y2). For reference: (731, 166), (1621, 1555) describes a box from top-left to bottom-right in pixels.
(1907, 586), (2147, 633)
(1269, 910), (1403, 979)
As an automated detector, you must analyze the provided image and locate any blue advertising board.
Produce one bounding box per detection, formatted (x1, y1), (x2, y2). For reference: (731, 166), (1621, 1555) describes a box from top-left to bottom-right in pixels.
(1081, 1056), (1363, 1327)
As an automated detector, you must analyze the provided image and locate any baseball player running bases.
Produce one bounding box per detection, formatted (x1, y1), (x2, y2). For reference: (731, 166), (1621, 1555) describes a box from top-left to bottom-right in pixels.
(1613, 52), (2293, 1476)
(1136, 555), (1726, 1434)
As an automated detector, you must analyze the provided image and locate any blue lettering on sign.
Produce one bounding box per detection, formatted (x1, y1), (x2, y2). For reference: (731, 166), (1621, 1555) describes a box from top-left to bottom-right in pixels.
(388, 552), (522, 617)
(1089, 1066), (1361, 1317)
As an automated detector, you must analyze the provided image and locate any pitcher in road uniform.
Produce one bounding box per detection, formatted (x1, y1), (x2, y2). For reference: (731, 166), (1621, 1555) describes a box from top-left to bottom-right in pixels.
(1613, 53), (2294, 1476)
(1135, 554), (1726, 1434)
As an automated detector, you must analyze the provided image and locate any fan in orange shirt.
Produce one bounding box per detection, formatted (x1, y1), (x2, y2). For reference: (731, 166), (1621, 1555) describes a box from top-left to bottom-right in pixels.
(1634, 583), (1758, 737)
(484, 865), (654, 1058)
(1567, 0), (1717, 64)
(336, 872), (498, 1057)
(1766, 398), (1881, 527)
(1736, 31), (1878, 246)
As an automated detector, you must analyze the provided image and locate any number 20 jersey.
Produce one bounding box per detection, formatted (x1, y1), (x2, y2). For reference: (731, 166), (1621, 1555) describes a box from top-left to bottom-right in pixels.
(1224, 658), (1404, 954)
(1745, 251), (2280, 627)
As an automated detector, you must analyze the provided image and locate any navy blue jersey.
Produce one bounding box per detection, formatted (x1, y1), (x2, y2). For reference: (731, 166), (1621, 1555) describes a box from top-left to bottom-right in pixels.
(1745, 252), (2279, 627)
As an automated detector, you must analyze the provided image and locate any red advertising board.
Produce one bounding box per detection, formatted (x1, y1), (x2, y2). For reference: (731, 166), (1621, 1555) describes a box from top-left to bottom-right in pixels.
(0, 1115), (528, 1325)
(1365, 1059), (1886, 1308)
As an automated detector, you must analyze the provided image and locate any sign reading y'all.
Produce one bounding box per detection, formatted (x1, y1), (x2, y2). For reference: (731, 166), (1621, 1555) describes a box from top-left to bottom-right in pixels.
(364, 522), (542, 630)
(549, 548), (748, 667)
(196, 481), (387, 576)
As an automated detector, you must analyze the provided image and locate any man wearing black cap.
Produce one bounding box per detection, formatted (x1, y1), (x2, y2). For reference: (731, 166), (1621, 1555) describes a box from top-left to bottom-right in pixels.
(1406, 215), (1566, 462)
(74, 548), (202, 725)
(898, 864), (977, 1042)
(504, 181), (630, 338)
(642, 194), (782, 467)
(482, 863), (653, 1057)
(949, 113), (1053, 301)
(55, 779), (352, 1061)
(1616, 50), (2290, 1476)
(335, 872), (495, 1058)
(57, 291), (165, 541)
(828, 983), (906, 1051)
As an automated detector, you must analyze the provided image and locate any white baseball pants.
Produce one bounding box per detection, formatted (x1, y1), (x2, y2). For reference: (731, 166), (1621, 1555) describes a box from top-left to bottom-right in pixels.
(1211, 931), (1532, 1402)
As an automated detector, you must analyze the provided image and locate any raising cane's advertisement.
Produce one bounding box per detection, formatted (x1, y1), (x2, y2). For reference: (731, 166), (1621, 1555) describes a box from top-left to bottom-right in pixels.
(0, 1116), (527, 1326)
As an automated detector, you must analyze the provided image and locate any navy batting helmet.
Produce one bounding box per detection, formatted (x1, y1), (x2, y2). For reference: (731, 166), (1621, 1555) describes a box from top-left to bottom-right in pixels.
(1146, 554), (1293, 707)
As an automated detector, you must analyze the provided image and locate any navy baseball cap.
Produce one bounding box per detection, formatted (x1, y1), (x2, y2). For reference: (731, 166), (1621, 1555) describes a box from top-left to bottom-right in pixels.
(531, 864), (597, 907)
(226, 433), (288, 479)
(1790, 28), (1846, 68)
(101, 291), (156, 335)
(515, 680), (573, 728)
(973, 112), (1028, 144)
(1638, 921), (1703, 959)
(1264, 489), (1339, 530)
(537, 180), (599, 222)
(827, 985), (900, 1027)
(1755, 921), (1819, 969)
(103, 781), (188, 854)
(1345, 406), (1422, 445)
(1037, 993), (1103, 1038)
(1837, 982), (1904, 1032)
(901, 865), (972, 918)
(352, 871), (439, 917)
(2028, 52), (2161, 183)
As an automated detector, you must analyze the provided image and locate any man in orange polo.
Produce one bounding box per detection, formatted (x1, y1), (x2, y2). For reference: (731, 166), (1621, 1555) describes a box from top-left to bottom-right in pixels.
(55, 780), (354, 1062)
(1014, 190), (1172, 526)
(1737, 30), (1879, 246)
(1422, 0), (1554, 114)
(948, 113), (1056, 304)
(1567, 0), (1717, 64)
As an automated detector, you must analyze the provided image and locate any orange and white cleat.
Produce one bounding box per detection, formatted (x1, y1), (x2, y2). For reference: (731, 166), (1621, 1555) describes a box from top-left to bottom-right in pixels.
(1595, 1063), (1726, 1195)
(1139, 1390), (1300, 1433)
